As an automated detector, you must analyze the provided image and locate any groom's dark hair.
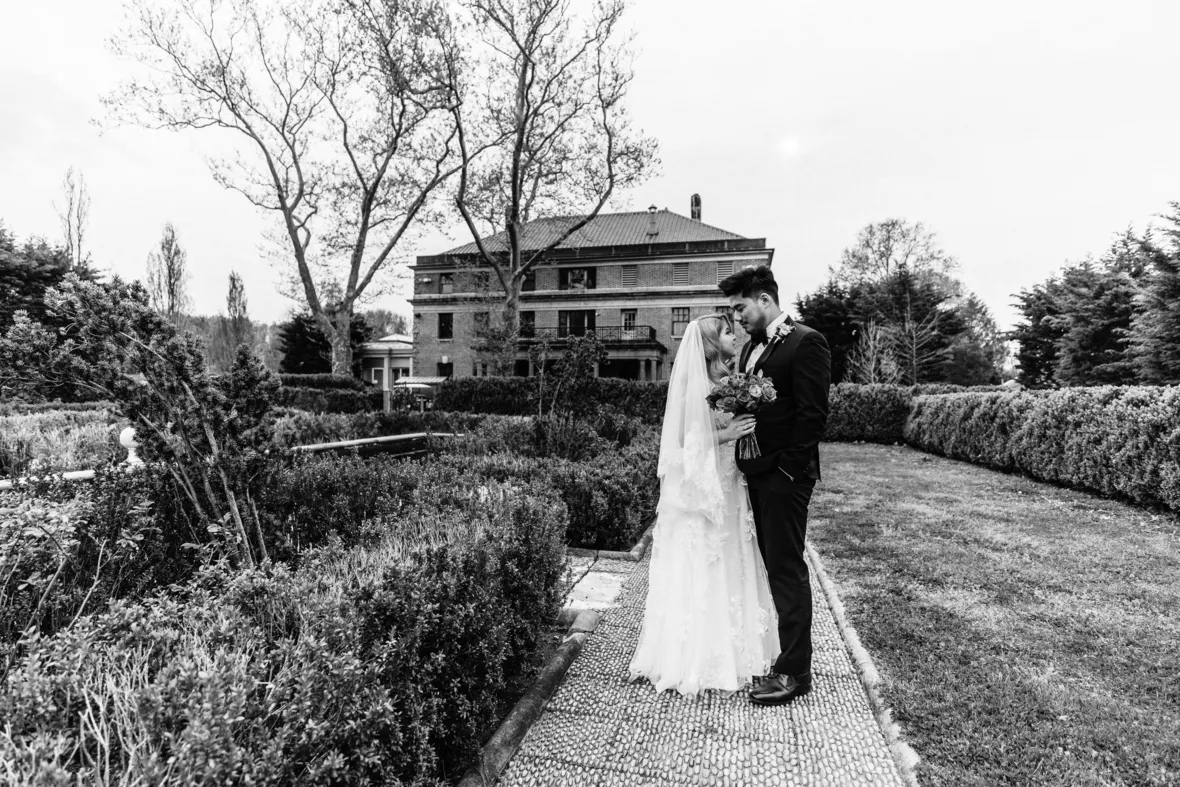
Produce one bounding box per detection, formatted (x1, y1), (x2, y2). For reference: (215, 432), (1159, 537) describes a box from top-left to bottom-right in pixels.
(718, 264), (779, 304)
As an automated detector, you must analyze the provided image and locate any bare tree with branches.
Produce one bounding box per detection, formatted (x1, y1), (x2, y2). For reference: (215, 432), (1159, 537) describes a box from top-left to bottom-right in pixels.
(891, 304), (951, 385)
(846, 321), (902, 385)
(833, 218), (958, 289)
(54, 166), (92, 270)
(438, 0), (658, 354)
(146, 222), (191, 328)
(106, 0), (462, 374)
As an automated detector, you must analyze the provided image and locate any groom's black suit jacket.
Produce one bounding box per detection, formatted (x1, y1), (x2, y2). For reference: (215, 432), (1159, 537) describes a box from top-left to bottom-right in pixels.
(736, 320), (832, 481)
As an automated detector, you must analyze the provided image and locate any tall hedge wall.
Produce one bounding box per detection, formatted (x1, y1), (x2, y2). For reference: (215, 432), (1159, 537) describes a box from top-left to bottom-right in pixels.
(905, 387), (1180, 514)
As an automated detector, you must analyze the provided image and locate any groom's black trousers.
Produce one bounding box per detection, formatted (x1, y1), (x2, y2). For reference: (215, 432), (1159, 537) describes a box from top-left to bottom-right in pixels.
(747, 472), (816, 677)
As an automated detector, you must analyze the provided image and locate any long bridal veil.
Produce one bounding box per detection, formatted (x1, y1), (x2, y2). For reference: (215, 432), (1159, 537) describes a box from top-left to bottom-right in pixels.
(657, 321), (725, 528)
(631, 319), (778, 696)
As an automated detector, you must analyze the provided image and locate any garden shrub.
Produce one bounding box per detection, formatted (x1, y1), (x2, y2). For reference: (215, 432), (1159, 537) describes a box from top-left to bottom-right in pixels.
(438, 426), (660, 549)
(0, 475), (567, 786)
(0, 466), (198, 654)
(277, 372), (366, 390)
(904, 386), (1180, 514)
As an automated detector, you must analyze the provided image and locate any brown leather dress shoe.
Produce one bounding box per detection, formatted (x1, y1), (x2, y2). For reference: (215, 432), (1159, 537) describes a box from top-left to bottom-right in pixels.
(748, 672), (812, 705)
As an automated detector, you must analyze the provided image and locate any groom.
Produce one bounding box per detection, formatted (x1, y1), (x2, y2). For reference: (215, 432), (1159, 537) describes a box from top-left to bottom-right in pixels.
(719, 264), (831, 705)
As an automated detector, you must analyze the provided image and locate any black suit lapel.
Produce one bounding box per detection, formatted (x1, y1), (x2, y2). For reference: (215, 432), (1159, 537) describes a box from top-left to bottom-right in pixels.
(739, 340), (754, 374)
(754, 324), (806, 377)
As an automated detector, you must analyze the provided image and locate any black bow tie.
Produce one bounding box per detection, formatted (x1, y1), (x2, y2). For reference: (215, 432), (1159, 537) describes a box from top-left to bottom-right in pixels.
(748, 330), (769, 347)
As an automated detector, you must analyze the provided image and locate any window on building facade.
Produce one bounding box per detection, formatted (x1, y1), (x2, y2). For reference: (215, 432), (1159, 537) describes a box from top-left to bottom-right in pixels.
(474, 271), (490, 291)
(437, 362), (454, 378)
(560, 267), (596, 290)
(622, 308), (638, 340)
(621, 265), (638, 286)
(522, 268), (536, 292)
(371, 368), (383, 386)
(440, 273), (454, 294)
(558, 309), (595, 337)
(438, 313), (453, 340)
(716, 261), (734, 282)
(673, 263), (689, 286)
(671, 307), (690, 337)
(520, 310), (536, 338)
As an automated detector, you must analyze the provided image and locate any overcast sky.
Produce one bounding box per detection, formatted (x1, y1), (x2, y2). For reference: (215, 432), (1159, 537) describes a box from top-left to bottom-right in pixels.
(3, 0), (1180, 330)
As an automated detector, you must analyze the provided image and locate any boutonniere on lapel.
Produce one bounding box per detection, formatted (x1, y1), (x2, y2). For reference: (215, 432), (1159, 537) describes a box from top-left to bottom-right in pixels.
(770, 317), (796, 345)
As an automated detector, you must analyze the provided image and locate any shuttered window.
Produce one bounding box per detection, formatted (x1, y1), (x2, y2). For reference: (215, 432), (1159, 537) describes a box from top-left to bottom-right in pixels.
(716, 261), (734, 282)
(621, 265), (638, 286)
(672, 263), (689, 286)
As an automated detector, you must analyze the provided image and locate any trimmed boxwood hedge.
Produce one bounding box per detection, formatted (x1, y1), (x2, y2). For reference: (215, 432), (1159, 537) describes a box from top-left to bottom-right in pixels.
(274, 386), (383, 413)
(436, 377), (668, 423)
(277, 373), (366, 390)
(904, 386), (1180, 515)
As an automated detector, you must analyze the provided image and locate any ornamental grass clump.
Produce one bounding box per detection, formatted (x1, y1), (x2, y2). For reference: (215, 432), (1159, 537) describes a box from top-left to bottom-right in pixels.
(0, 409), (121, 479)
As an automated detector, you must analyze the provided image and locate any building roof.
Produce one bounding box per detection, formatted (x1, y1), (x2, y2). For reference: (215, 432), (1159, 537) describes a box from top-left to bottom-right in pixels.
(439, 209), (746, 255)
(360, 333), (413, 353)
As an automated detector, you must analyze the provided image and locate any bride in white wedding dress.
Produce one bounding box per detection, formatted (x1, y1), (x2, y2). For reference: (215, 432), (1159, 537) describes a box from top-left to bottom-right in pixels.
(629, 315), (779, 696)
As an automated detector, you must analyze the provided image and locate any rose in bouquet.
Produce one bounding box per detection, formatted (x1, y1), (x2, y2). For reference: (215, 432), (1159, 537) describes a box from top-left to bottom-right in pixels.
(706, 372), (777, 458)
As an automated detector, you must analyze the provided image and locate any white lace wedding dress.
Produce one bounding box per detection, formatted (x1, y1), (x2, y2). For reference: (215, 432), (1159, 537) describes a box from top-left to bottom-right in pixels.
(628, 324), (779, 696)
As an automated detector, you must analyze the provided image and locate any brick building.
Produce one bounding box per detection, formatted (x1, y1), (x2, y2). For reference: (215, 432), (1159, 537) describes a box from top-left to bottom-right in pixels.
(409, 198), (774, 381)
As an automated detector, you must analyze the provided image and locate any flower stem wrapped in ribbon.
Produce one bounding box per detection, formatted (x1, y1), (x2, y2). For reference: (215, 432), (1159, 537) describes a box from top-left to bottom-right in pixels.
(706, 372), (778, 459)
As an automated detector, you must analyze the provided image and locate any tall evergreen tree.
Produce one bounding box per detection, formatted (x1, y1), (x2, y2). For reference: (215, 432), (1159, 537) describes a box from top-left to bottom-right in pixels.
(795, 280), (857, 384)
(1131, 206), (1180, 384)
(1011, 279), (1065, 387)
(277, 313), (372, 376)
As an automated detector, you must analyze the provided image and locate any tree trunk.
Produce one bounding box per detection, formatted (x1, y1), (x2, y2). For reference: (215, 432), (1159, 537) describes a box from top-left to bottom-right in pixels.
(320, 308), (353, 377)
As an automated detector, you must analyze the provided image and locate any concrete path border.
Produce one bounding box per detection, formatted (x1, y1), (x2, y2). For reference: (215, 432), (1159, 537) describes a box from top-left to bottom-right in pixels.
(807, 544), (921, 787)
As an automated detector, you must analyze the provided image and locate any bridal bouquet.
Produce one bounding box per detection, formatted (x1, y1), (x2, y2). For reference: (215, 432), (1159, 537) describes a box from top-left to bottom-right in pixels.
(706, 372), (777, 459)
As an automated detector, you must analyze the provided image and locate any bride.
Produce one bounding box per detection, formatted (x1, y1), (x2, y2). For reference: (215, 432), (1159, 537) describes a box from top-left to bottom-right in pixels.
(629, 314), (779, 695)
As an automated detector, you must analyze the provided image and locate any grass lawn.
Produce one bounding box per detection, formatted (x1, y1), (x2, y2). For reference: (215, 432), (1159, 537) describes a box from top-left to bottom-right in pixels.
(809, 443), (1180, 787)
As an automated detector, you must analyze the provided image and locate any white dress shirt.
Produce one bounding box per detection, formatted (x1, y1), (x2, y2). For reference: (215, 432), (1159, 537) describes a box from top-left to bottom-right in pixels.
(745, 312), (791, 373)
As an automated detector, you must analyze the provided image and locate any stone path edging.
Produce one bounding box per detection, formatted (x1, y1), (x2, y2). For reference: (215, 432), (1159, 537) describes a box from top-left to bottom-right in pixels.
(566, 523), (656, 562)
(806, 544), (922, 787)
(458, 608), (603, 787)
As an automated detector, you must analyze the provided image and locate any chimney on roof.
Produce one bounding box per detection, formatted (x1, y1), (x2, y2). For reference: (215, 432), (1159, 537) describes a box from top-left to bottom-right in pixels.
(646, 204), (659, 237)
(691, 194), (701, 221)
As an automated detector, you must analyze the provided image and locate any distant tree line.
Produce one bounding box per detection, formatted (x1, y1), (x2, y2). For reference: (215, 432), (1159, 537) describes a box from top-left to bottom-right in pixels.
(1010, 203), (1180, 387)
(1, 214), (407, 391)
(795, 219), (1005, 386)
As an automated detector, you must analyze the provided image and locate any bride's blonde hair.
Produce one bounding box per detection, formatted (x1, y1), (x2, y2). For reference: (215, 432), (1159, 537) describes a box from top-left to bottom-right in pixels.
(696, 314), (734, 383)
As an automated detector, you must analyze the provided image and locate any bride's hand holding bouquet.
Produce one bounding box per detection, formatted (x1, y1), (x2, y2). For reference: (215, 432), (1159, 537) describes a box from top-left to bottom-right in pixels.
(706, 372), (778, 459)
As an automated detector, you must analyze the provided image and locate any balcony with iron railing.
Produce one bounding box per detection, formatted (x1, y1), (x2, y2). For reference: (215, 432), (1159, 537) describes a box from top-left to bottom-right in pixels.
(476, 325), (663, 347)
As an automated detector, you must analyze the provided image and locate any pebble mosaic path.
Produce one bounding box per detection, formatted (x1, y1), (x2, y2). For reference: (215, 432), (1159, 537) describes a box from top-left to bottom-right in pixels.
(497, 553), (907, 787)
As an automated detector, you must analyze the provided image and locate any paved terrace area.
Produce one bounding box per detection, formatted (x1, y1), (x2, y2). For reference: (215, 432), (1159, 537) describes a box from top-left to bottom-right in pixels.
(497, 552), (908, 787)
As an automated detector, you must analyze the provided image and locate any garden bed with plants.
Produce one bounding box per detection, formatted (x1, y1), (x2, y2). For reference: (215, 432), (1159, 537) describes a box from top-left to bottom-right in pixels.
(0, 275), (660, 785)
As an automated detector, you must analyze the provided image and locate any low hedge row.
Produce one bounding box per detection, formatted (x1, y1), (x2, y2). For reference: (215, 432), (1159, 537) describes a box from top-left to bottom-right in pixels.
(905, 386), (1180, 515)
(274, 386), (383, 414)
(271, 409), (489, 448)
(1, 471), (567, 786)
(277, 373), (366, 390)
(436, 377), (668, 422)
(824, 383), (1009, 444)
